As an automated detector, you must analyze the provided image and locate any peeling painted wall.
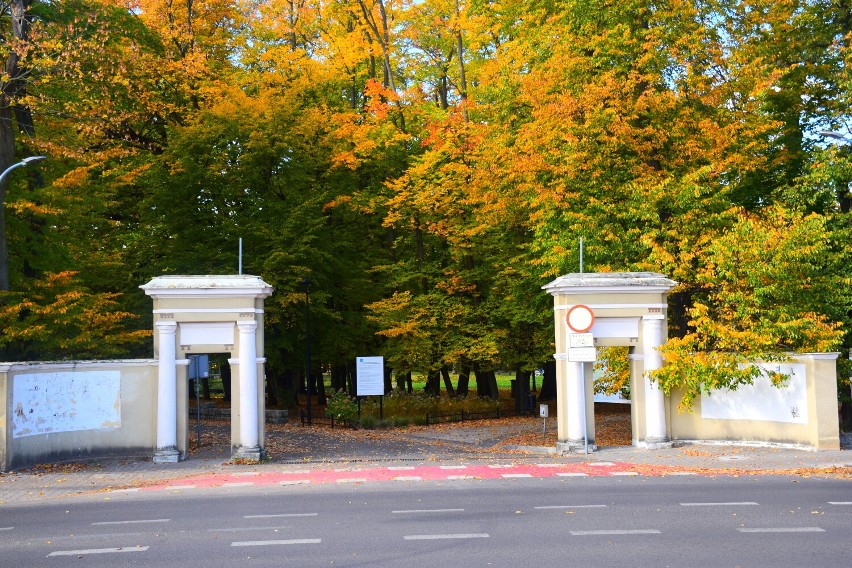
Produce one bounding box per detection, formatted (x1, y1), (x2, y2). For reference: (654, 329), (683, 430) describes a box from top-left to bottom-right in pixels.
(12, 371), (122, 438)
(1, 361), (157, 471)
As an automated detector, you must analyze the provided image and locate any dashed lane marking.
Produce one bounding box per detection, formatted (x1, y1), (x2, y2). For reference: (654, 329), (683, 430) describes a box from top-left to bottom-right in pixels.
(0, 527), (13, 531)
(392, 509), (464, 514)
(737, 527), (825, 533)
(48, 546), (149, 557)
(556, 473), (588, 477)
(244, 513), (318, 519)
(336, 478), (368, 484)
(611, 472), (639, 476)
(502, 473), (534, 478)
(209, 526), (291, 533)
(91, 519), (169, 526)
(828, 502), (852, 505)
(221, 482), (255, 488)
(681, 502), (758, 507)
(571, 529), (661, 536)
(393, 476), (423, 481)
(404, 533), (489, 540)
(439, 465), (468, 470)
(534, 505), (606, 509)
(280, 480), (311, 486)
(231, 539), (321, 547)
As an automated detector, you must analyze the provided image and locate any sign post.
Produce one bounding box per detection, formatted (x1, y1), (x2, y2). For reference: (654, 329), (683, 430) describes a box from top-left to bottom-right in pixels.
(565, 305), (595, 453)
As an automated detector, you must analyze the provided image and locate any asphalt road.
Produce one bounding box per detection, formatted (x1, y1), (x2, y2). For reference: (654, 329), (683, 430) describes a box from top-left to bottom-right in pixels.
(1, 476), (850, 567)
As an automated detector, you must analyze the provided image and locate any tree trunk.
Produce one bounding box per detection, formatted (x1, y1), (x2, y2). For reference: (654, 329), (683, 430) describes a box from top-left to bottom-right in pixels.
(384, 366), (393, 394)
(425, 369), (441, 396)
(456, 366), (470, 397)
(440, 366), (456, 397)
(0, 0), (35, 291)
(539, 360), (557, 400)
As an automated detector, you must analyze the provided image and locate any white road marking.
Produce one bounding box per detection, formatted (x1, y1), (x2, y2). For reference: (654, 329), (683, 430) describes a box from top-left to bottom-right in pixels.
(163, 485), (196, 491)
(447, 475), (475, 480)
(231, 539), (321, 547)
(44, 532), (142, 541)
(828, 502), (852, 505)
(388, 466), (416, 471)
(392, 509), (464, 514)
(439, 465), (468, 470)
(534, 505), (606, 510)
(571, 529), (661, 536)
(280, 480), (311, 486)
(487, 464), (513, 469)
(91, 519), (169, 526)
(393, 476), (423, 481)
(336, 478), (367, 484)
(209, 526), (292, 533)
(0, 527), (13, 531)
(588, 462), (616, 467)
(611, 472), (639, 476)
(244, 513), (318, 519)
(536, 464), (561, 468)
(737, 527), (825, 533)
(334, 468), (362, 472)
(404, 533), (489, 540)
(281, 470), (311, 474)
(222, 482), (255, 488)
(502, 473), (534, 478)
(48, 546), (149, 556)
(667, 472), (697, 476)
(556, 473), (588, 477)
(681, 502), (758, 507)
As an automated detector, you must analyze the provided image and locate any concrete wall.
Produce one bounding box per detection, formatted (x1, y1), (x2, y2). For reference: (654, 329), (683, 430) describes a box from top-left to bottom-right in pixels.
(667, 354), (840, 450)
(1, 360), (157, 472)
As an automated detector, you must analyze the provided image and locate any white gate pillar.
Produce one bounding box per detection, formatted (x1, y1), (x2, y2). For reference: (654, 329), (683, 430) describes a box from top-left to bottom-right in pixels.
(154, 321), (180, 463)
(235, 320), (261, 460)
(642, 315), (670, 447)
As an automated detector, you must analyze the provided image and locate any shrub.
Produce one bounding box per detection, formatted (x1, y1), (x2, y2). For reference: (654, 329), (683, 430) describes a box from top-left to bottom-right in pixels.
(325, 390), (358, 422)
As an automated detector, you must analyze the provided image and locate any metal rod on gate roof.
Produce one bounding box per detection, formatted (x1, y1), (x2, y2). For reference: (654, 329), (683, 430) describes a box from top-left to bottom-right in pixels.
(239, 238), (243, 275)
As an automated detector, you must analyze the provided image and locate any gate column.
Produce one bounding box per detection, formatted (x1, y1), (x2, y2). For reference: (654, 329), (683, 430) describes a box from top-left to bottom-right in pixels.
(642, 315), (671, 447)
(235, 320), (261, 460)
(154, 321), (179, 463)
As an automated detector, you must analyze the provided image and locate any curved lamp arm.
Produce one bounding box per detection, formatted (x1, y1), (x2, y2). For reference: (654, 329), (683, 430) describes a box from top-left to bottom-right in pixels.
(0, 156), (46, 187)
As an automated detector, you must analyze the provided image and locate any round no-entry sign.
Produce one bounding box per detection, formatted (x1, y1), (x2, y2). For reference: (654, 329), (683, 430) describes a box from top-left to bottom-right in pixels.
(565, 304), (595, 333)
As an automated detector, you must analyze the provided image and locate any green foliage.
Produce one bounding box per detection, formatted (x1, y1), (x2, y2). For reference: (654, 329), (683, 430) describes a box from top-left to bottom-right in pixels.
(325, 390), (359, 422)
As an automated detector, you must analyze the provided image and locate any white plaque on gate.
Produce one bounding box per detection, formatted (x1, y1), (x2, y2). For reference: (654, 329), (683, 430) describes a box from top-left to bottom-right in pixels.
(569, 333), (594, 348)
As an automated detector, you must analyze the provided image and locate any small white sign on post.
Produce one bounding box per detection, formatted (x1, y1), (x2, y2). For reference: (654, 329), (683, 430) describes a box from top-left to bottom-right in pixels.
(568, 332), (596, 362)
(539, 404), (549, 418)
(356, 356), (385, 396)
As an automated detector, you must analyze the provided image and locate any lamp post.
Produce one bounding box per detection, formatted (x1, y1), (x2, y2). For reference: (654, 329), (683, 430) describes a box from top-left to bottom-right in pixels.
(0, 155), (46, 186)
(0, 156), (47, 291)
(303, 277), (312, 425)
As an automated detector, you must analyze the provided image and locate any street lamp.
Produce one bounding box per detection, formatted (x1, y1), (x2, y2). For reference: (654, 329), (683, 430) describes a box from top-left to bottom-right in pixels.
(819, 131), (852, 143)
(1, 156), (47, 291)
(303, 277), (312, 426)
(0, 156), (46, 186)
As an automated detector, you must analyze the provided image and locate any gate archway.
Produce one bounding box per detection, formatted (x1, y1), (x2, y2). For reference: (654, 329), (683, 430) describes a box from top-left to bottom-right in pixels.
(142, 275), (273, 462)
(543, 272), (677, 453)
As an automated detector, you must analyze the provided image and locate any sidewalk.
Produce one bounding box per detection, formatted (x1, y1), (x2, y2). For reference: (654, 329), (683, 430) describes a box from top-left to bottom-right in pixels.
(2, 418), (850, 505)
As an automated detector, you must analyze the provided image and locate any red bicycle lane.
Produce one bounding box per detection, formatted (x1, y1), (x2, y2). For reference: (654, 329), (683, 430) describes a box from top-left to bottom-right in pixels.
(140, 461), (691, 492)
